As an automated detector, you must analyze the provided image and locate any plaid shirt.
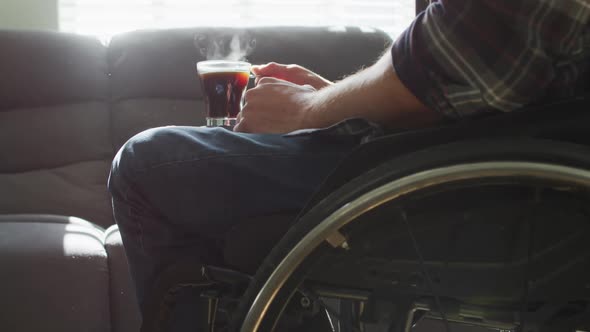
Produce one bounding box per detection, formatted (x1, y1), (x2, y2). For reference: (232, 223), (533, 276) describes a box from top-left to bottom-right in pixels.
(392, 0), (590, 118)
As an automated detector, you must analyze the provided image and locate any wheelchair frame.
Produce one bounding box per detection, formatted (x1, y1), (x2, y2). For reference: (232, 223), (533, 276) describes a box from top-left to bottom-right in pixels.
(239, 161), (590, 332)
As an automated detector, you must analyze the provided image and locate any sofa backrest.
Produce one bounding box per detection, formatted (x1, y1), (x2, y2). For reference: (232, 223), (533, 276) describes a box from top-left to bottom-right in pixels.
(108, 27), (393, 151)
(0, 30), (114, 227)
(0, 27), (392, 228)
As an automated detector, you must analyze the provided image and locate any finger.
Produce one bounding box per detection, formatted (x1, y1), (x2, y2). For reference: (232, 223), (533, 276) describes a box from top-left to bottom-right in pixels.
(302, 84), (317, 91)
(250, 65), (264, 75)
(254, 75), (272, 86)
(233, 118), (251, 133)
(233, 121), (243, 132)
(251, 62), (282, 76)
(257, 76), (288, 85)
(254, 74), (270, 86)
(243, 88), (260, 103)
(254, 74), (290, 85)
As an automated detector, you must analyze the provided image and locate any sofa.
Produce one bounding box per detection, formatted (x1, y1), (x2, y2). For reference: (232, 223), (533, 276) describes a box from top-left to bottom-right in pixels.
(0, 27), (391, 332)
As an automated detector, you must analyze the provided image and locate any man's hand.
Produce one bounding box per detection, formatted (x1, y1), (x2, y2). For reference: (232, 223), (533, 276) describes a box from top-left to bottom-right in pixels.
(235, 54), (439, 134)
(251, 63), (333, 90)
(234, 77), (317, 134)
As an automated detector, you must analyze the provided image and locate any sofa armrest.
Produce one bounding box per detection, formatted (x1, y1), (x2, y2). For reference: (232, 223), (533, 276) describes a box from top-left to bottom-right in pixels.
(104, 225), (141, 332)
(0, 214), (110, 332)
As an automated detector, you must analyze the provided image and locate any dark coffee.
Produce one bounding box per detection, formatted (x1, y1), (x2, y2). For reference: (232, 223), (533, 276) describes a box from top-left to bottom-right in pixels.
(199, 71), (250, 118)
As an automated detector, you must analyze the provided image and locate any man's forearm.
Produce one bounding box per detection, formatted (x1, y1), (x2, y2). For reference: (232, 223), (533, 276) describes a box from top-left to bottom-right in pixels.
(304, 53), (441, 129)
(237, 51), (442, 134)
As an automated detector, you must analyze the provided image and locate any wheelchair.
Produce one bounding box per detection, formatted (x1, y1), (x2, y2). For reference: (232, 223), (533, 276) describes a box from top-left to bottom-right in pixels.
(143, 96), (590, 332)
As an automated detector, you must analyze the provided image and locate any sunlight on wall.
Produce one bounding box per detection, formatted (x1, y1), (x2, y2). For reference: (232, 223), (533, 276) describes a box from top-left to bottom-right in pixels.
(0, 0), (58, 30)
(59, 0), (415, 40)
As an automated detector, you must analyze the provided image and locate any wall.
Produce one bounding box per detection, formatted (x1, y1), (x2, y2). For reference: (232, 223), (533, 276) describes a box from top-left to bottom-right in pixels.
(0, 0), (58, 30)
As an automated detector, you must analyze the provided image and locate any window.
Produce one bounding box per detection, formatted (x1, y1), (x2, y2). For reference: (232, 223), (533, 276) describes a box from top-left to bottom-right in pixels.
(59, 0), (415, 41)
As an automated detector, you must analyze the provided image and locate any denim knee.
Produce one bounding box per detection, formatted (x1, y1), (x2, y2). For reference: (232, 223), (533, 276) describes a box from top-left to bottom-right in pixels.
(108, 128), (168, 212)
(108, 127), (154, 196)
(109, 126), (206, 191)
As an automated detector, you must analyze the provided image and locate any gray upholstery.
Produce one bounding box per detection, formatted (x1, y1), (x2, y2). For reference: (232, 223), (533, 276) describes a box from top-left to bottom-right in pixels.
(104, 225), (141, 332)
(0, 30), (108, 111)
(0, 215), (110, 332)
(0, 160), (113, 227)
(0, 30), (113, 228)
(0, 27), (392, 331)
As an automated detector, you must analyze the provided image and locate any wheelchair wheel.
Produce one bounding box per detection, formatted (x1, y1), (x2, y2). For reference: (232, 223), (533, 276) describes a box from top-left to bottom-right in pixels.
(232, 139), (590, 332)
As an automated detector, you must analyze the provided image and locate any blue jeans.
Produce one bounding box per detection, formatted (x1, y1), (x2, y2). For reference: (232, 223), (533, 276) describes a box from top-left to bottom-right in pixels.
(108, 122), (375, 327)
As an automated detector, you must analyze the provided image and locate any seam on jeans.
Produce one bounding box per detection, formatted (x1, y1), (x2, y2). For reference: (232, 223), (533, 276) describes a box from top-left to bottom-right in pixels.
(121, 179), (146, 252)
(132, 152), (337, 173)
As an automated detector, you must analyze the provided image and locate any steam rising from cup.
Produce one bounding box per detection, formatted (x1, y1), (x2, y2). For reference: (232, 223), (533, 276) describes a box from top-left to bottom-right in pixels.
(194, 33), (256, 61)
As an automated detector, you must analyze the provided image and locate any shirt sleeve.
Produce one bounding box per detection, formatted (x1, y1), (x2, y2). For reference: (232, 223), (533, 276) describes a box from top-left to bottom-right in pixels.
(391, 0), (590, 118)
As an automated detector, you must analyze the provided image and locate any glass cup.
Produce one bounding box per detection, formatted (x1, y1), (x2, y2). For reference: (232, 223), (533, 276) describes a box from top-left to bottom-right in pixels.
(196, 60), (251, 127)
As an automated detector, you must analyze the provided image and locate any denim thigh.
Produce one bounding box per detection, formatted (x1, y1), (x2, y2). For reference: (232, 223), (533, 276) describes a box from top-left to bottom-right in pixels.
(108, 125), (362, 306)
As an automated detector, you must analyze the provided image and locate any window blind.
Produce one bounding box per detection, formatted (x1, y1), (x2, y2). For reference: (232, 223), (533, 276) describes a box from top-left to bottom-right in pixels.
(59, 0), (415, 41)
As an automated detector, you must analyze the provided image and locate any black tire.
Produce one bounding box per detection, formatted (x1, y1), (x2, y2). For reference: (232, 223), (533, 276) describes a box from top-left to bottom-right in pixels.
(230, 138), (590, 332)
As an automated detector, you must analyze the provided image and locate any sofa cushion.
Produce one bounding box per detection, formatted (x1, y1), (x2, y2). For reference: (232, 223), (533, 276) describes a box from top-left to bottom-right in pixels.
(0, 160), (113, 228)
(110, 99), (205, 152)
(0, 30), (108, 111)
(108, 27), (391, 101)
(0, 103), (112, 173)
(104, 225), (141, 332)
(0, 30), (113, 228)
(0, 214), (110, 332)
